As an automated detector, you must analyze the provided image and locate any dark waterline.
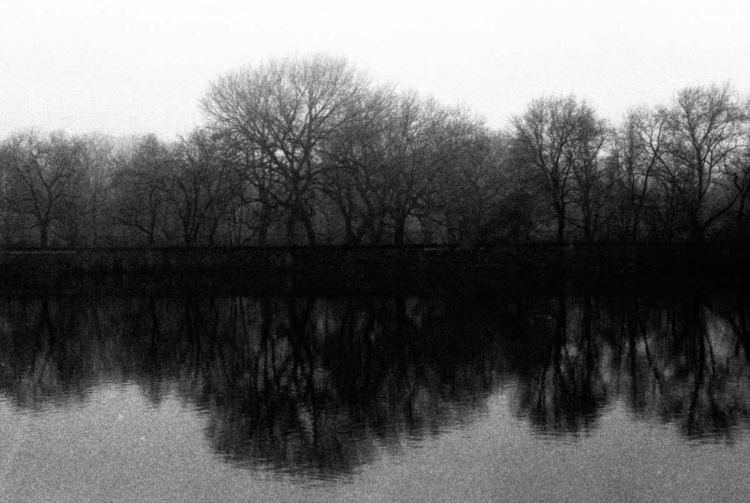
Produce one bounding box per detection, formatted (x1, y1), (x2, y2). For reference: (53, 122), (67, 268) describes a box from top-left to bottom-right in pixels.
(0, 290), (749, 501)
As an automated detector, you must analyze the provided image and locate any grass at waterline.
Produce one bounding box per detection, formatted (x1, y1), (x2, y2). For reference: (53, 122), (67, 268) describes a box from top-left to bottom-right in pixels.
(0, 244), (747, 294)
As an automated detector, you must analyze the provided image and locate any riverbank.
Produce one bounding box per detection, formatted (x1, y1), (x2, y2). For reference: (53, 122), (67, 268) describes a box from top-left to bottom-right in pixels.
(0, 244), (747, 294)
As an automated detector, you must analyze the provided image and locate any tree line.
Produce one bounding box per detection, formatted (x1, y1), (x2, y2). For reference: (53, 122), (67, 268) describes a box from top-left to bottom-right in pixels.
(2, 54), (750, 248)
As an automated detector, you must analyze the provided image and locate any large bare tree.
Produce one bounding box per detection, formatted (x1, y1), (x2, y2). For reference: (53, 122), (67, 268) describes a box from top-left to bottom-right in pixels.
(656, 84), (744, 241)
(318, 85), (395, 244)
(610, 108), (667, 240)
(364, 92), (484, 245)
(512, 96), (605, 243)
(569, 107), (610, 242)
(201, 54), (369, 244)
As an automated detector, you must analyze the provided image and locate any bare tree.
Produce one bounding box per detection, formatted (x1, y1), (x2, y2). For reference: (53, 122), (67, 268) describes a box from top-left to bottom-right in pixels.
(319, 86), (395, 244)
(108, 134), (172, 246)
(201, 127), (283, 245)
(729, 118), (750, 240)
(62, 134), (119, 246)
(569, 108), (610, 242)
(609, 108), (667, 241)
(319, 88), (484, 245)
(656, 84), (744, 241)
(202, 54), (369, 244)
(429, 128), (509, 244)
(369, 92), (483, 245)
(166, 129), (239, 246)
(0, 131), (86, 247)
(512, 96), (603, 243)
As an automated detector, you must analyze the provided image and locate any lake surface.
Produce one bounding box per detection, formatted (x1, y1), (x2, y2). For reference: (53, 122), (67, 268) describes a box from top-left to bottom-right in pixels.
(0, 291), (749, 502)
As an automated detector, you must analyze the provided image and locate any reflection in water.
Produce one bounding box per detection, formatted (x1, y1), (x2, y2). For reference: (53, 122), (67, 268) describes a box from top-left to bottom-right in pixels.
(511, 294), (611, 438)
(509, 291), (750, 444)
(0, 295), (515, 480)
(0, 291), (749, 482)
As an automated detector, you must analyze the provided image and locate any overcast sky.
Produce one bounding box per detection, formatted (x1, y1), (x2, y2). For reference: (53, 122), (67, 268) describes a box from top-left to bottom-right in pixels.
(1, 0), (749, 140)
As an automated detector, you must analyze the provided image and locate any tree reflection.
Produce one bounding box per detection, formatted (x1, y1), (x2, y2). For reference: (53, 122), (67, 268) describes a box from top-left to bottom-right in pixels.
(0, 289), (749, 478)
(506, 291), (750, 442)
(174, 295), (511, 477)
(510, 294), (610, 437)
(0, 296), (117, 410)
(621, 292), (750, 442)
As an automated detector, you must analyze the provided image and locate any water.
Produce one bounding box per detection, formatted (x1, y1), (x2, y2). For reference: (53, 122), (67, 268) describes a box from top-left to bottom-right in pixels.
(0, 292), (749, 502)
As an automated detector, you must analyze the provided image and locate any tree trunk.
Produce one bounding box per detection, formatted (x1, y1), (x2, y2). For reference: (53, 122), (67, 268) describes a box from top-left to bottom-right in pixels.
(555, 208), (566, 244)
(286, 215), (297, 245)
(394, 218), (406, 246)
(737, 192), (749, 241)
(39, 224), (49, 248)
(301, 213), (317, 245)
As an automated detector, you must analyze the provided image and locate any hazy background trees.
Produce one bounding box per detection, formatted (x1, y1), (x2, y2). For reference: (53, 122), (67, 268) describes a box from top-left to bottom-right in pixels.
(0, 131), (90, 247)
(165, 129), (238, 246)
(0, 55), (748, 247)
(108, 134), (173, 246)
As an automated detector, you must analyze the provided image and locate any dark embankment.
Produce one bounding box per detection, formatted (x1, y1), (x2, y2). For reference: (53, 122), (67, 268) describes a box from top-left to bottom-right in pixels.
(0, 244), (747, 295)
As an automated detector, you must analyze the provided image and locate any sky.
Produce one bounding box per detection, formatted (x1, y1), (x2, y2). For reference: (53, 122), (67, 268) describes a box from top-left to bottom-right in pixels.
(1, 0), (749, 140)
